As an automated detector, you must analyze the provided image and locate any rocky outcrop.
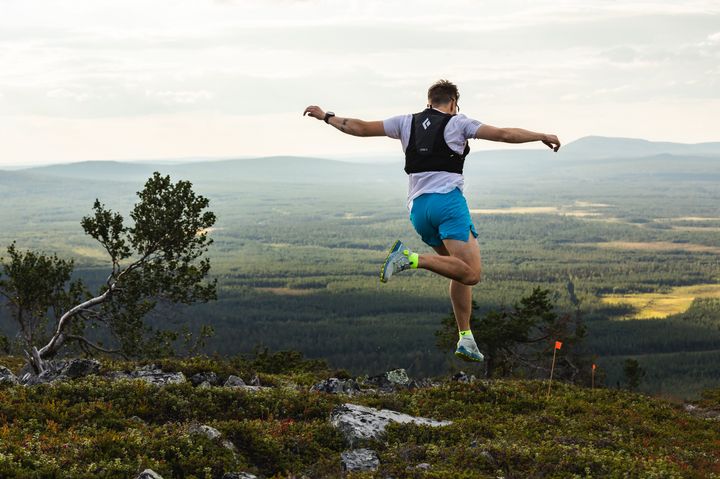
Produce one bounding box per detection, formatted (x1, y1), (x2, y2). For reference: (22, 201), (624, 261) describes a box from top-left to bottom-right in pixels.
(364, 368), (411, 390)
(341, 448), (380, 472)
(190, 371), (219, 387)
(224, 375), (246, 387)
(311, 377), (361, 395)
(222, 473), (258, 479)
(223, 374), (269, 391)
(188, 423), (237, 452)
(330, 403), (452, 443)
(20, 359), (101, 385)
(135, 469), (164, 479)
(0, 366), (19, 385)
(684, 403), (720, 421)
(107, 364), (186, 386)
(452, 371), (476, 383)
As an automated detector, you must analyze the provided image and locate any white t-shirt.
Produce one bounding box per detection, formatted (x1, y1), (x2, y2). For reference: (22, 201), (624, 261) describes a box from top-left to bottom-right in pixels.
(383, 110), (482, 210)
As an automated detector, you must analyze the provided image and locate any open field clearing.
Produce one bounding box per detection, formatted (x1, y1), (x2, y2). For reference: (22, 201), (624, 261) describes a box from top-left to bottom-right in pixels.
(470, 206), (600, 217)
(601, 284), (720, 319)
(254, 287), (322, 296)
(576, 241), (720, 254)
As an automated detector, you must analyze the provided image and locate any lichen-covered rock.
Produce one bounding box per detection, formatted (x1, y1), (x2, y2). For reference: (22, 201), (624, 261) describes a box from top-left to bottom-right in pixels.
(135, 469), (164, 479)
(223, 375), (269, 392)
(311, 377), (360, 395)
(0, 366), (18, 385)
(365, 368), (410, 390)
(341, 448), (380, 472)
(222, 473), (258, 479)
(21, 358), (101, 384)
(684, 403), (720, 421)
(189, 424), (223, 441)
(107, 365), (186, 386)
(224, 375), (246, 387)
(330, 403), (452, 443)
(190, 371), (219, 386)
(63, 358), (101, 378)
(452, 371), (476, 383)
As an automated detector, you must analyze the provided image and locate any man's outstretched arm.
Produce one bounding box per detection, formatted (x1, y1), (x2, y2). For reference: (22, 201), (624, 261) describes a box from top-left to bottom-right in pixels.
(303, 105), (385, 137)
(475, 124), (561, 152)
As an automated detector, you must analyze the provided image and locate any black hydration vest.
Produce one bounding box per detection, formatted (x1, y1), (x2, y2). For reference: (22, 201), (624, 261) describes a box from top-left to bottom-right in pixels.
(404, 108), (470, 175)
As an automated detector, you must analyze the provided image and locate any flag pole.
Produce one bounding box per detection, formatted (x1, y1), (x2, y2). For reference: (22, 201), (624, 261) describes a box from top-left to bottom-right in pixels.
(547, 347), (558, 399)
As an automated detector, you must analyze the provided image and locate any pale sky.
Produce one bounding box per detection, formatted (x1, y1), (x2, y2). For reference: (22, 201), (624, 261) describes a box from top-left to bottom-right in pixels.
(1, 0), (719, 166)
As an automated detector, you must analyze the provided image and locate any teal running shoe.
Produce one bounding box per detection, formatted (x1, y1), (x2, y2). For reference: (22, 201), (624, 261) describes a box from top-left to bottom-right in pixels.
(380, 239), (412, 283)
(455, 336), (485, 363)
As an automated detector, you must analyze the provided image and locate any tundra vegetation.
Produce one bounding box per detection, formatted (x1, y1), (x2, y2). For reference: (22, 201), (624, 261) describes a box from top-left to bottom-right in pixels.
(0, 353), (718, 478)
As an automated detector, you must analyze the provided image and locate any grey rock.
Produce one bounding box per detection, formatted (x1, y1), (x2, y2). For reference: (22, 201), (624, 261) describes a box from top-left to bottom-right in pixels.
(364, 368), (412, 391)
(330, 403), (452, 443)
(63, 358), (101, 378)
(223, 375), (269, 392)
(0, 366), (18, 385)
(107, 366), (186, 386)
(190, 371), (219, 387)
(311, 377), (361, 395)
(385, 368), (410, 385)
(188, 423), (238, 452)
(452, 371), (474, 383)
(224, 375), (246, 387)
(198, 380), (212, 389)
(136, 469), (164, 479)
(684, 403), (720, 421)
(249, 374), (261, 386)
(222, 473), (258, 479)
(20, 360), (69, 385)
(411, 463), (431, 470)
(189, 424), (222, 441)
(341, 448), (380, 472)
(221, 439), (238, 452)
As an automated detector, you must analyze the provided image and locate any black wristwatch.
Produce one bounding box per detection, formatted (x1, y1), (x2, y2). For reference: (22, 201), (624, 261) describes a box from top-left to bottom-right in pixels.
(323, 111), (335, 123)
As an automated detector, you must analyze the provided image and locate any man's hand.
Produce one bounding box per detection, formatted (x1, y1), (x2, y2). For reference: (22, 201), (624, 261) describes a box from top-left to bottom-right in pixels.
(303, 105), (326, 121)
(542, 134), (561, 152)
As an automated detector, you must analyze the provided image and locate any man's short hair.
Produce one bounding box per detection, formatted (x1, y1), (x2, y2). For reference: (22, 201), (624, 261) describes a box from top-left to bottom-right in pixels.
(428, 79), (459, 105)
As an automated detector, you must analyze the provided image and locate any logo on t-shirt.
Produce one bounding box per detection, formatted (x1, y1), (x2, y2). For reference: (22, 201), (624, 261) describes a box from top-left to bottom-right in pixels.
(422, 118), (431, 130)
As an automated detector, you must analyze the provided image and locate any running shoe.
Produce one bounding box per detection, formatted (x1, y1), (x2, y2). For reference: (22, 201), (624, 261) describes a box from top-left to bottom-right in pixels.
(380, 239), (412, 283)
(455, 336), (485, 362)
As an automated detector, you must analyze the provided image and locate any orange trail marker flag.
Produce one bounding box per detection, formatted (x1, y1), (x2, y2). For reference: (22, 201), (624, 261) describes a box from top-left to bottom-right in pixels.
(547, 340), (562, 399)
(592, 363), (597, 390)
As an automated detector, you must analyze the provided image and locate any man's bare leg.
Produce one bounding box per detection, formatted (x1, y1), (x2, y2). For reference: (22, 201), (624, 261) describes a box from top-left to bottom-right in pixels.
(427, 233), (484, 362)
(429, 233), (482, 332)
(421, 232), (482, 285)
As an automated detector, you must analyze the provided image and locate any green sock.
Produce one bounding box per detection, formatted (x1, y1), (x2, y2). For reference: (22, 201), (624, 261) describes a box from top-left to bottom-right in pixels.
(403, 249), (419, 269)
(459, 330), (473, 339)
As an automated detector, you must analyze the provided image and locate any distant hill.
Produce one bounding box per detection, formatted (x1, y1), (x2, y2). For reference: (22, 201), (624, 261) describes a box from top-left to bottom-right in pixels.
(19, 156), (401, 185)
(560, 136), (720, 160)
(3, 136), (719, 186)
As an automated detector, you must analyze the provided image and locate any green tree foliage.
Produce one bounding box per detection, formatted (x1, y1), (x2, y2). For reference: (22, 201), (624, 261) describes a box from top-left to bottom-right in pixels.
(623, 358), (646, 391)
(436, 288), (588, 380)
(0, 244), (85, 353)
(1, 173), (217, 373)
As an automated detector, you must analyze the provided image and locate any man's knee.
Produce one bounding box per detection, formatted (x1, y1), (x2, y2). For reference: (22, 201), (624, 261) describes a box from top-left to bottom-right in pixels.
(464, 267), (482, 286)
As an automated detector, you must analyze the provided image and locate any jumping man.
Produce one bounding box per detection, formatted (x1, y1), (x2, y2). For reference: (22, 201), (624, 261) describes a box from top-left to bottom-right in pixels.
(303, 79), (561, 363)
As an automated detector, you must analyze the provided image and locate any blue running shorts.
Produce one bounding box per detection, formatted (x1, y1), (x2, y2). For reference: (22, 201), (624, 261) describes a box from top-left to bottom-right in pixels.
(409, 188), (479, 247)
